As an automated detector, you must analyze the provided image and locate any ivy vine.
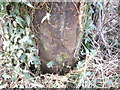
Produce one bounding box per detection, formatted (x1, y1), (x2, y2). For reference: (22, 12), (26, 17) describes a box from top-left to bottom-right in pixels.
(0, 2), (40, 81)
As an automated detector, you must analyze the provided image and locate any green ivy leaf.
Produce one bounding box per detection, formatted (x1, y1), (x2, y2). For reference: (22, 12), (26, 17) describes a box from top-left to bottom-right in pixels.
(47, 61), (54, 68)
(105, 80), (113, 85)
(0, 51), (3, 59)
(16, 16), (24, 28)
(14, 34), (21, 44)
(20, 54), (26, 61)
(23, 73), (33, 79)
(15, 64), (21, 73)
(24, 2), (34, 8)
(19, 28), (25, 35)
(90, 49), (97, 55)
(89, 22), (96, 30)
(85, 38), (91, 44)
(17, 50), (23, 58)
(19, 38), (25, 45)
(86, 71), (92, 76)
(26, 53), (40, 65)
(27, 39), (34, 45)
(26, 15), (30, 27)
(0, 2), (8, 8)
(20, 36), (34, 45)
(77, 61), (84, 69)
(83, 44), (90, 55)
(25, 28), (30, 36)
(80, 49), (86, 55)
(3, 40), (11, 50)
(2, 72), (11, 80)
(89, 7), (94, 14)
(26, 47), (37, 52)
(4, 34), (9, 39)
(34, 57), (41, 64)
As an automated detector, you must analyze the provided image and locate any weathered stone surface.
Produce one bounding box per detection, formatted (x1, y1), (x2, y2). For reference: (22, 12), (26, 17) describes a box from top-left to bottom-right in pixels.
(33, 2), (80, 74)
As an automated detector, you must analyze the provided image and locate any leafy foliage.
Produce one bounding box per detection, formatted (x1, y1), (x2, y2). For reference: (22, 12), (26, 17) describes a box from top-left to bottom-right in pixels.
(0, 1), (119, 88)
(72, 2), (119, 88)
(0, 2), (40, 87)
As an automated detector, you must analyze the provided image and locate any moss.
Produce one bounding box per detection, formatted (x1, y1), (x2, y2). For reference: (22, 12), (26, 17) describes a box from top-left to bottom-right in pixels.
(59, 53), (68, 61)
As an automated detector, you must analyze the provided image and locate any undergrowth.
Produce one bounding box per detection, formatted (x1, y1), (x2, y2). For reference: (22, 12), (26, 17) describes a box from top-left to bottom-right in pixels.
(0, 1), (119, 88)
(0, 2), (41, 88)
(68, 1), (119, 88)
